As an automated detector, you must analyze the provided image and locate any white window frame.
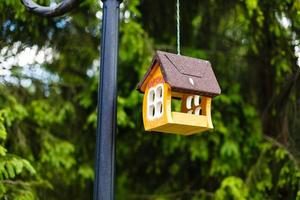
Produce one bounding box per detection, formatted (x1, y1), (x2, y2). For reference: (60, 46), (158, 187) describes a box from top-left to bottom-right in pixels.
(186, 95), (201, 115)
(147, 84), (164, 120)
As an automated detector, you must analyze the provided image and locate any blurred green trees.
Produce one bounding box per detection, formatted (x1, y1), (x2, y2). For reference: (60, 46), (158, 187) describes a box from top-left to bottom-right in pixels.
(0, 0), (299, 199)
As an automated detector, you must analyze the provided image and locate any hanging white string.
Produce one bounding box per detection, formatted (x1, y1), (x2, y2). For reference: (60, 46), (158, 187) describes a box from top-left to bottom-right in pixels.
(176, 0), (181, 55)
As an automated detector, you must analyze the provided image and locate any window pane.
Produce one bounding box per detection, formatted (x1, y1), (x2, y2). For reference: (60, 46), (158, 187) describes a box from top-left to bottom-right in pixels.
(194, 95), (200, 106)
(195, 107), (201, 115)
(148, 105), (155, 120)
(186, 96), (193, 109)
(148, 89), (155, 104)
(156, 85), (163, 100)
(156, 102), (163, 117)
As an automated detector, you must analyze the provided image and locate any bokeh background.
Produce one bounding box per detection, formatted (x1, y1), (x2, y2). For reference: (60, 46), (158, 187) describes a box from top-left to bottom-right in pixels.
(0, 0), (300, 199)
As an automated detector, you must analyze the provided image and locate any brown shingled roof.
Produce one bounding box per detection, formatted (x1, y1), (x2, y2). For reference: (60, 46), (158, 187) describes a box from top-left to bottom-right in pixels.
(137, 51), (221, 97)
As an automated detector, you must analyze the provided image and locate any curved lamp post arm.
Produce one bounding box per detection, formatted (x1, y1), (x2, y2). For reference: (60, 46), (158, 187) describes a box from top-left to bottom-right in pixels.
(20, 0), (81, 17)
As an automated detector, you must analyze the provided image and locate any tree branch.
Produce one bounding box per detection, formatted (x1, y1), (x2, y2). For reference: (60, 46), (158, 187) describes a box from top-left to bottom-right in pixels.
(263, 135), (299, 169)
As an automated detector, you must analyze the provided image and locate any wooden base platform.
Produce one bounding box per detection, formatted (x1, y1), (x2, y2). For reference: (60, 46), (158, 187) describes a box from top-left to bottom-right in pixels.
(146, 112), (212, 135)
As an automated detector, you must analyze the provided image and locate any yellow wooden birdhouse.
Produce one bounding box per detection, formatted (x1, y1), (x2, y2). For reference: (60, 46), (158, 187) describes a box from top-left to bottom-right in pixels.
(137, 51), (221, 135)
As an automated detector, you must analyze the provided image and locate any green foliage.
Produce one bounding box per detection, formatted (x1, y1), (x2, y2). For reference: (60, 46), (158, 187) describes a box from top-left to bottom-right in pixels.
(215, 177), (249, 200)
(0, 99), (37, 199)
(0, 156), (35, 179)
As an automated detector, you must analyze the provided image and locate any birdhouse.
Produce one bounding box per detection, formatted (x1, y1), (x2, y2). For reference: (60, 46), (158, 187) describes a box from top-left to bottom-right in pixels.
(137, 51), (221, 135)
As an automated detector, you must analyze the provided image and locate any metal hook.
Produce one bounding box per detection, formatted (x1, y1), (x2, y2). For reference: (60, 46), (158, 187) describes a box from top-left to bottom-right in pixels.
(20, 0), (81, 17)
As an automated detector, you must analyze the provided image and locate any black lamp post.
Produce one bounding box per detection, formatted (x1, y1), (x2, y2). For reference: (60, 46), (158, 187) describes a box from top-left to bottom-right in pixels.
(94, 0), (121, 199)
(20, 0), (122, 199)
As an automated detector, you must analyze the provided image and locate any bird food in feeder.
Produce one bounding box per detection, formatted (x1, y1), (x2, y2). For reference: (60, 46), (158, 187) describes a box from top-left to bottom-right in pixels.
(137, 51), (221, 135)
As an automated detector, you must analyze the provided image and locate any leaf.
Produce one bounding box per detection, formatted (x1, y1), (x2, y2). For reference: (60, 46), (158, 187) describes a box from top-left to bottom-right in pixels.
(6, 162), (16, 179)
(215, 177), (249, 200)
(0, 164), (9, 179)
(21, 160), (36, 175)
(13, 159), (24, 174)
(0, 123), (7, 140)
(0, 146), (7, 156)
